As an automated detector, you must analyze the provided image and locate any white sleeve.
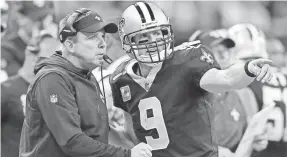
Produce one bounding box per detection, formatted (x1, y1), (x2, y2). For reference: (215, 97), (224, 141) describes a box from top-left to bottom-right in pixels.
(200, 63), (255, 93)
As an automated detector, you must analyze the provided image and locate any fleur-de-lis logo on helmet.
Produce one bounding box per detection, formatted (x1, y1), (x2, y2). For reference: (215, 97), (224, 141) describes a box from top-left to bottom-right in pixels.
(118, 18), (125, 35)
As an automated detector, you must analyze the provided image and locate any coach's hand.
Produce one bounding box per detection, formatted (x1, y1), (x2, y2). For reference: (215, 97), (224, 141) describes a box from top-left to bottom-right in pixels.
(252, 132), (268, 152)
(218, 146), (234, 157)
(247, 59), (273, 83)
(131, 143), (152, 157)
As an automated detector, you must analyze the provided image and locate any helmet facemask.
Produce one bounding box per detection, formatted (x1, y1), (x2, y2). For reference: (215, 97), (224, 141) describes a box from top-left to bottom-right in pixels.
(123, 24), (174, 64)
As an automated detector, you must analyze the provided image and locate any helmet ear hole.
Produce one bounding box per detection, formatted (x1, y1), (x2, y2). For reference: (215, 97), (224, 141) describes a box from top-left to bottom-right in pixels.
(131, 36), (135, 43)
(162, 29), (168, 36)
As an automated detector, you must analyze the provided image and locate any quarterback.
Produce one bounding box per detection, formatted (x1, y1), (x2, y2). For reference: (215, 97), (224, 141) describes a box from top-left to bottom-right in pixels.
(110, 2), (274, 157)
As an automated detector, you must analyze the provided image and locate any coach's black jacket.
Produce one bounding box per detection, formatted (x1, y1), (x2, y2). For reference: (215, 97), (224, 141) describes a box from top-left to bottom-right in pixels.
(19, 54), (130, 157)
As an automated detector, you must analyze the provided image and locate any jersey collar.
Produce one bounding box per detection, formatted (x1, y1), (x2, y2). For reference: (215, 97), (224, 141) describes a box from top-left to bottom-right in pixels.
(126, 59), (163, 91)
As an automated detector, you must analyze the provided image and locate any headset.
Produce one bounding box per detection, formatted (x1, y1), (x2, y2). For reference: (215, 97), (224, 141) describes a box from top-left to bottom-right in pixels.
(59, 8), (91, 43)
(59, 8), (113, 63)
(59, 8), (116, 105)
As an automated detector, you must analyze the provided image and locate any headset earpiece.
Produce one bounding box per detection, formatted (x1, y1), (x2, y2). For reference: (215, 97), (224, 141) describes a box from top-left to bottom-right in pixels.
(59, 8), (91, 43)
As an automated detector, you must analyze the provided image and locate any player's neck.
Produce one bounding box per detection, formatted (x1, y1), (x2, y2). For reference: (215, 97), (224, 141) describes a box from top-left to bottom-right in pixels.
(136, 63), (152, 78)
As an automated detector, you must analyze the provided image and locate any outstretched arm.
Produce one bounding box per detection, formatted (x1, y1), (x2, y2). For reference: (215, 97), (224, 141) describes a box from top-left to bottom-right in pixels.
(200, 59), (273, 93)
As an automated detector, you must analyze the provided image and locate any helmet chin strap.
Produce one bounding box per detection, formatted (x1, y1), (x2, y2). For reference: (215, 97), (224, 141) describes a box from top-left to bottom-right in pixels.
(135, 63), (143, 76)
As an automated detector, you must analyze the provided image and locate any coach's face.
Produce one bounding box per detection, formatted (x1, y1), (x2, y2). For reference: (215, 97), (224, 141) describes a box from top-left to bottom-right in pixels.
(73, 29), (107, 70)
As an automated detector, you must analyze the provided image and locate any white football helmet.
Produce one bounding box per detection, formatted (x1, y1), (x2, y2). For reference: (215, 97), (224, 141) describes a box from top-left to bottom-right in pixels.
(118, 2), (174, 64)
(228, 23), (269, 60)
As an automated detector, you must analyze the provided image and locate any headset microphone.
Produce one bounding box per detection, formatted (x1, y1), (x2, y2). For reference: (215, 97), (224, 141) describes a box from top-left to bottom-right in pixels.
(103, 55), (113, 64)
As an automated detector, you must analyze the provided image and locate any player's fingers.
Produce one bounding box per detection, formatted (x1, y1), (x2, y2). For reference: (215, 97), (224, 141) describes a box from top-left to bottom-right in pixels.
(256, 64), (268, 81)
(267, 73), (274, 83)
(261, 65), (271, 83)
(248, 62), (261, 76)
(262, 72), (272, 83)
(252, 59), (273, 67)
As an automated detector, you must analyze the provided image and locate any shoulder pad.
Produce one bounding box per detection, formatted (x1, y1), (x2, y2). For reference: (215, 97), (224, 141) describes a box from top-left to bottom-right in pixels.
(174, 40), (201, 51)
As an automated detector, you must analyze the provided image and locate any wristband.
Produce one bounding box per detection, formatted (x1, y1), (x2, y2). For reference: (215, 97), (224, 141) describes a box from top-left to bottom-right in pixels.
(244, 60), (256, 77)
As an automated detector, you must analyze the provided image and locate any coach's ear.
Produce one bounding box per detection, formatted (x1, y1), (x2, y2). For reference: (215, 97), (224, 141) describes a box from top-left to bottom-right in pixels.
(64, 39), (75, 53)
